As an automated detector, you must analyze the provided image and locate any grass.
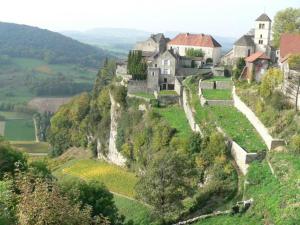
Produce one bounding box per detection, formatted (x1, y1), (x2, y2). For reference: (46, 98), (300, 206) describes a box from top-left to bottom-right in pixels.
(0, 111), (33, 120)
(206, 76), (232, 82)
(184, 77), (266, 152)
(11, 141), (50, 154)
(133, 92), (155, 99)
(154, 105), (192, 139)
(54, 159), (138, 198)
(192, 151), (300, 225)
(113, 194), (152, 225)
(210, 106), (266, 152)
(202, 89), (232, 100)
(0, 121), (5, 136)
(4, 119), (35, 141)
(159, 90), (178, 96)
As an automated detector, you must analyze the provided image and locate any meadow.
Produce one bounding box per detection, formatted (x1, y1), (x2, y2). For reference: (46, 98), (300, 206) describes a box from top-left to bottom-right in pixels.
(154, 105), (192, 139)
(4, 119), (35, 141)
(202, 89), (232, 100)
(11, 141), (50, 154)
(54, 159), (138, 197)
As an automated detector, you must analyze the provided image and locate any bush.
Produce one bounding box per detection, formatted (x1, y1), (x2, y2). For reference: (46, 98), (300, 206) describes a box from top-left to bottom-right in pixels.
(290, 135), (300, 154)
(269, 90), (290, 110)
(233, 58), (245, 80)
(259, 68), (283, 99)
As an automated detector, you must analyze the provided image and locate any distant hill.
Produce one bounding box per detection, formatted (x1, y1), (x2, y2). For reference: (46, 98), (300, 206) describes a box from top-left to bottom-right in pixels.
(62, 28), (235, 56)
(0, 22), (111, 67)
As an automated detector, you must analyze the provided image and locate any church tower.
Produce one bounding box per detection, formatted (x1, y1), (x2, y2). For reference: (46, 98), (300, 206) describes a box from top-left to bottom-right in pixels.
(254, 13), (272, 54)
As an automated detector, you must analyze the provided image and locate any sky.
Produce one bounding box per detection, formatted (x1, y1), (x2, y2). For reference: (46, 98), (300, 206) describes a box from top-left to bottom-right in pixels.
(0, 0), (299, 38)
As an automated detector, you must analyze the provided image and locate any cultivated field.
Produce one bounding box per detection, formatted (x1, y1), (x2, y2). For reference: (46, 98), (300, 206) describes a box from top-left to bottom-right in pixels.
(55, 159), (138, 197)
(5, 119), (35, 141)
(28, 97), (72, 113)
(11, 141), (50, 154)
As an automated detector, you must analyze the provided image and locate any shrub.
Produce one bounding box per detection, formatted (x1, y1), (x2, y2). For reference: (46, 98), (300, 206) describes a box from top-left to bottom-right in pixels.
(233, 58), (245, 80)
(269, 90), (290, 110)
(206, 58), (213, 64)
(290, 135), (300, 154)
(259, 68), (283, 99)
(186, 48), (205, 58)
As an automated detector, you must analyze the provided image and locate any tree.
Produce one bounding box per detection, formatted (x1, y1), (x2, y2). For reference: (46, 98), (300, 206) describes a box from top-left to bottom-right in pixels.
(259, 68), (283, 99)
(185, 48), (205, 58)
(16, 174), (109, 225)
(127, 50), (147, 80)
(273, 7), (300, 47)
(0, 144), (27, 179)
(135, 151), (196, 223)
(61, 180), (126, 225)
(233, 58), (246, 80)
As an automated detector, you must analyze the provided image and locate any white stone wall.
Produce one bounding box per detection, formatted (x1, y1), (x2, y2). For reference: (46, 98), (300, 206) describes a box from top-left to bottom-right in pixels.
(254, 21), (271, 47)
(232, 87), (286, 150)
(108, 93), (126, 166)
(231, 141), (257, 175)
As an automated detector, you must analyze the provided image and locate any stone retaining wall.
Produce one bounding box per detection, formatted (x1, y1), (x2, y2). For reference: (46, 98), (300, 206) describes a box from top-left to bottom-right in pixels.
(216, 81), (233, 89)
(127, 80), (149, 94)
(158, 95), (179, 106)
(232, 87), (286, 150)
(127, 93), (151, 102)
(200, 81), (214, 89)
(182, 88), (202, 134)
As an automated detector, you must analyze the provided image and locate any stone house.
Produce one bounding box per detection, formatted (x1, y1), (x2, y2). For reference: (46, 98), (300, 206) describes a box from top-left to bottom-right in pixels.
(134, 33), (169, 54)
(278, 34), (300, 109)
(222, 13), (273, 65)
(167, 33), (222, 65)
(242, 51), (270, 82)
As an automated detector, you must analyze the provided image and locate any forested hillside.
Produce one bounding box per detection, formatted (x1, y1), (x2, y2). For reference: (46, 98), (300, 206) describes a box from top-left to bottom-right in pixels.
(0, 22), (111, 67)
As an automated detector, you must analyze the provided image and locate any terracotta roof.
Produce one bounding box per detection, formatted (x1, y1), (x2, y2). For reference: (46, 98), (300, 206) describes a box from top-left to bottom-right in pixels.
(280, 33), (300, 59)
(245, 51), (270, 63)
(256, 13), (272, 22)
(168, 33), (221, 48)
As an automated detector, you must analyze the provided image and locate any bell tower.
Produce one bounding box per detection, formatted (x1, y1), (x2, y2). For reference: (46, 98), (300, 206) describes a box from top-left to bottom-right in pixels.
(254, 13), (272, 53)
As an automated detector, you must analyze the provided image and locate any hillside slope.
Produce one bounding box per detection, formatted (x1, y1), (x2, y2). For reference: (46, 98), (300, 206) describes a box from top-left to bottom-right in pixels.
(0, 22), (111, 67)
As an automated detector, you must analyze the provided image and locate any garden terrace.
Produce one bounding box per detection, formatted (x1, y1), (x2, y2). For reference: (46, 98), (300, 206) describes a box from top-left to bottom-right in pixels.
(184, 77), (266, 152)
(158, 90), (178, 96)
(205, 76), (232, 82)
(154, 105), (192, 139)
(202, 89), (232, 100)
(132, 92), (155, 99)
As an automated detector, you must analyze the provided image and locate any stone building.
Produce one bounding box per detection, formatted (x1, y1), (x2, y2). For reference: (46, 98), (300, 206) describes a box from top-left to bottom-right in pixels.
(278, 34), (300, 109)
(222, 13), (273, 65)
(133, 33), (169, 54)
(167, 33), (222, 65)
(242, 51), (270, 82)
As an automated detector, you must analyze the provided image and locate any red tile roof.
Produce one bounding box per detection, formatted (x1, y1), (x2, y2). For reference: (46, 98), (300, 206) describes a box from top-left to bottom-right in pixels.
(245, 51), (270, 63)
(168, 33), (221, 48)
(280, 34), (300, 59)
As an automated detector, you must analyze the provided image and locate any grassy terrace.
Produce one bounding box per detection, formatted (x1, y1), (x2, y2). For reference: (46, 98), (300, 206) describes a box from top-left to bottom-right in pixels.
(184, 77), (266, 152)
(154, 105), (192, 139)
(133, 92), (155, 99)
(206, 76), (232, 82)
(159, 90), (178, 96)
(54, 159), (138, 197)
(11, 141), (50, 154)
(192, 151), (300, 225)
(202, 89), (232, 100)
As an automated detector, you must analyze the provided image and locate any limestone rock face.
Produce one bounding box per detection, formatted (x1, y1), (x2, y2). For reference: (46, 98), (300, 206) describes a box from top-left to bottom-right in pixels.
(108, 93), (126, 166)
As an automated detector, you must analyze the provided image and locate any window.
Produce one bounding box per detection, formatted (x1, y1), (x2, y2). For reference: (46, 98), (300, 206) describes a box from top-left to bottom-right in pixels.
(164, 78), (167, 83)
(260, 34), (263, 38)
(163, 69), (170, 75)
(152, 72), (155, 76)
(247, 49), (251, 57)
(259, 40), (263, 44)
(155, 64), (157, 68)
(259, 23), (265, 29)
(162, 59), (170, 66)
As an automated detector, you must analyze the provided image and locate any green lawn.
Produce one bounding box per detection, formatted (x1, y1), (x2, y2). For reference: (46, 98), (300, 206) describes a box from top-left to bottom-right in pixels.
(184, 77), (266, 152)
(154, 105), (192, 139)
(0, 111), (33, 120)
(54, 159), (138, 198)
(4, 119), (35, 141)
(159, 90), (178, 96)
(202, 89), (232, 100)
(133, 92), (155, 99)
(113, 195), (152, 225)
(207, 76), (232, 82)
(11, 141), (50, 154)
